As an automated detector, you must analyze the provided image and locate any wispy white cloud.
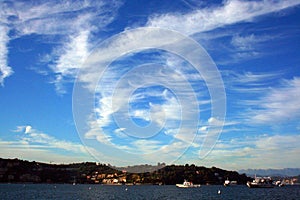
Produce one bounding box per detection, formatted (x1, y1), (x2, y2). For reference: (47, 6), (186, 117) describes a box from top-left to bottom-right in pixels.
(37, 1), (120, 93)
(0, 141), (86, 164)
(200, 133), (300, 169)
(14, 125), (88, 153)
(223, 70), (281, 93)
(146, 0), (300, 36)
(220, 71), (300, 127)
(84, 116), (113, 145)
(198, 117), (238, 135)
(129, 88), (182, 128)
(229, 34), (276, 60)
(146, 0), (300, 65)
(10, 1), (114, 36)
(131, 139), (163, 154)
(0, 0), (122, 90)
(231, 34), (273, 51)
(247, 77), (300, 124)
(0, 24), (13, 85)
(1, 125), (94, 163)
(50, 30), (90, 93)
(0, 1), (14, 85)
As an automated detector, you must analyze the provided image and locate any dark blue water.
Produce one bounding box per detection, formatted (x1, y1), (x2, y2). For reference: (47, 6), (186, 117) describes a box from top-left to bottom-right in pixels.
(0, 184), (300, 200)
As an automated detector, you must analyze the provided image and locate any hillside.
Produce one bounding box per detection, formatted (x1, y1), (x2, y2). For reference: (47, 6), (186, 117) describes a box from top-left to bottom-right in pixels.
(0, 158), (250, 184)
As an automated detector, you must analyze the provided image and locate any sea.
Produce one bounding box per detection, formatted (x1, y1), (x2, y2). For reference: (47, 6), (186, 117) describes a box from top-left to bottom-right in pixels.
(0, 184), (300, 200)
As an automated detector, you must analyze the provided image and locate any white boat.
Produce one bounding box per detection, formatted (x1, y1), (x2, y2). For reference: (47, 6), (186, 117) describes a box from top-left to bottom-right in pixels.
(247, 176), (274, 188)
(176, 180), (200, 188)
(224, 179), (237, 186)
(224, 179), (230, 186)
(275, 180), (285, 187)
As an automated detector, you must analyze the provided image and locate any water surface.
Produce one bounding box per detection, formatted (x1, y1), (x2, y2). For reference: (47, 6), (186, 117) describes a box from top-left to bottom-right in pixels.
(0, 184), (299, 199)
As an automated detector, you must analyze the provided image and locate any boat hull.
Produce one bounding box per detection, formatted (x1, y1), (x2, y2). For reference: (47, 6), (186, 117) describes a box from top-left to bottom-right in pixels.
(176, 184), (200, 188)
(247, 182), (274, 188)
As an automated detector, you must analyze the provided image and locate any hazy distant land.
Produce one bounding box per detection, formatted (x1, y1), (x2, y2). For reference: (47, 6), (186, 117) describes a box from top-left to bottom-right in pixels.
(239, 168), (300, 177)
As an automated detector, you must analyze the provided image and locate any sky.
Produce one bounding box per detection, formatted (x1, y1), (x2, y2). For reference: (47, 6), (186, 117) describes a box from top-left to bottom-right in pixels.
(0, 0), (300, 171)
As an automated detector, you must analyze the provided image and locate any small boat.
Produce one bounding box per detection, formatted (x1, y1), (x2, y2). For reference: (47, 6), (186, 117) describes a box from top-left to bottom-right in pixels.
(224, 179), (230, 186)
(247, 176), (274, 188)
(275, 180), (285, 187)
(176, 180), (200, 188)
(224, 178), (237, 186)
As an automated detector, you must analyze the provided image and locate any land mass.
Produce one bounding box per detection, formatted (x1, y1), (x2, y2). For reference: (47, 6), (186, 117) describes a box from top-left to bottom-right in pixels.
(0, 158), (251, 185)
(239, 168), (300, 177)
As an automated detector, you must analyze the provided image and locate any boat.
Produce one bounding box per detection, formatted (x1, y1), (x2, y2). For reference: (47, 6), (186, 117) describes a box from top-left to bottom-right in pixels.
(224, 179), (237, 186)
(275, 180), (285, 187)
(247, 176), (274, 188)
(176, 180), (200, 188)
(224, 179), (230, 186)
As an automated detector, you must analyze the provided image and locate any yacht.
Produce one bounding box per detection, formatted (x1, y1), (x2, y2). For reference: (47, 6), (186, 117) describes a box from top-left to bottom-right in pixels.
(247, 176), (274, 188)
(176, 180), (201, 188)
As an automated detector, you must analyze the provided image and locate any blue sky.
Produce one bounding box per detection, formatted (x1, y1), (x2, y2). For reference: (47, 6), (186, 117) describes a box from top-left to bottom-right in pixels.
(0, 0), (300, 170)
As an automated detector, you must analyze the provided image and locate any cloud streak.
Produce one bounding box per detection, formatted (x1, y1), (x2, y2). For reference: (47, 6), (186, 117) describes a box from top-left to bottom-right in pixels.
(0, 0), (122, 90)
(201, 133), (300, 169)
(248, 77), (300, 124)
(146, 0), (300, 36)
(16, 125), (87, 153)
(0, 23), (13, 85)
(220, 71), (300, 128)
(50, 30), (90, 93)
(0, 125), (95, 163)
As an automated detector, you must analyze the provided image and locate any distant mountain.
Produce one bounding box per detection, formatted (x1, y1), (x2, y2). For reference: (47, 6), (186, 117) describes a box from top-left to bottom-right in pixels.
(239, 168), (300, 177)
